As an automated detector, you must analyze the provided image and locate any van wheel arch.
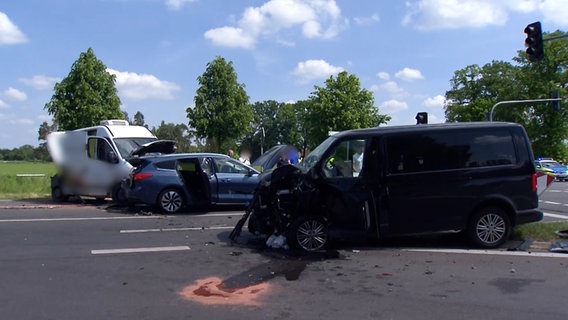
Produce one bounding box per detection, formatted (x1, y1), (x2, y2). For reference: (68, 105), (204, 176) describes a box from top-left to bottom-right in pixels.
(467, 205), (512, 248)
(468, 199), (516, 227)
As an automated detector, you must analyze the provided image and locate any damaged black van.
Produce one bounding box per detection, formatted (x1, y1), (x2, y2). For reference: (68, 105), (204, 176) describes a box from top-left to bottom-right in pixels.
(233, 122), (543, 251)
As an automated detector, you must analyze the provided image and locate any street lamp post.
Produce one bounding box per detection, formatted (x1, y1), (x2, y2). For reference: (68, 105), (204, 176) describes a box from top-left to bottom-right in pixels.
(489, 97), (562, 121)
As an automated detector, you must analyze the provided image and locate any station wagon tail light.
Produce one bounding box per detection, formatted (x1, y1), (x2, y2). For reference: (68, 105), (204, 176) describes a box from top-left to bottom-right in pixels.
(134, 172), (153, 181)
(532, 173), (537, 193)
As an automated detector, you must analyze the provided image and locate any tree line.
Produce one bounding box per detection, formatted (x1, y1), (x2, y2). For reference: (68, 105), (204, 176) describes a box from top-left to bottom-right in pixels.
(37, 50), (390, 161)
(17, 29), (568, 162)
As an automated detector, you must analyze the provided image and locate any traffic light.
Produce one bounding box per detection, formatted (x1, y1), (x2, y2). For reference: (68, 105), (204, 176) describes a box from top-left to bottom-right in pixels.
(524, 21), (543, 62)
(415, 112), (428, 125)
(551, 91), (561, 111)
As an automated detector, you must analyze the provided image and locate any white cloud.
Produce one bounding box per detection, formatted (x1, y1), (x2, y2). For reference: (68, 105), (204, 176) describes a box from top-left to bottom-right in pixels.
(0, 99), (7, 109)
(3, 87), (27, 101)
(204, 0), (346, 49)
(423, 94), (445, 108)
(354, 13), (380, 25)
(292, 59), (344, 84)
(395, 67), (424, 81)
(427, 113), (443, 123)
(381, 99), (408, 114)
(540, 0), (568, 27)
(107, 69), (180, 100)
(0, 12), (27, 45)
(372, 81), (405, 96)
(403, 0), (568, 30)
(19, 75), (61, 90)
(377, 72), (390, 80)
(165, 0), (197, 10)
(9, 118), (33, 125)
(37, 114), (52, 122)
(204, 27), (256, 49)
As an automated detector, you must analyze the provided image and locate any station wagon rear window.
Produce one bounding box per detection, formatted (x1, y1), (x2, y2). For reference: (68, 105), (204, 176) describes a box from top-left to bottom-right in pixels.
(386, 130), (517, 174)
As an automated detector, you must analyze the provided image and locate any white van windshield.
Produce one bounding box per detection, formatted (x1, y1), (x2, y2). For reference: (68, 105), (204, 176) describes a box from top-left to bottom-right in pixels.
(113, 138), (157, 158)
(301, 136), (336, 170)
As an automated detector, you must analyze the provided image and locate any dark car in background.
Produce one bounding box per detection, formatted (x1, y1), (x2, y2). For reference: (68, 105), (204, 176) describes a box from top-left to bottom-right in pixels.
(123, 153), (259, 213)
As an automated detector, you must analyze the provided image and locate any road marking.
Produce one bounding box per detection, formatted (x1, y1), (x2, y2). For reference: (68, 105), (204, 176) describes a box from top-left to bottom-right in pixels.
(0, 216), (169, 223)
(548, 190), (562, 193)
(191, 213), (242, 217)
(543, 212), (568, 220)
(91, 245), (190, 255)
(120, 226), (234, 233)
(404, 248), (568, 258)
(543, 201), (562, 205)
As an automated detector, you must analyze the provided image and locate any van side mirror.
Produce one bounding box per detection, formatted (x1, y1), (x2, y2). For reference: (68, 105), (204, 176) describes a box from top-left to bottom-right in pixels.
(108, 150), (119, 164)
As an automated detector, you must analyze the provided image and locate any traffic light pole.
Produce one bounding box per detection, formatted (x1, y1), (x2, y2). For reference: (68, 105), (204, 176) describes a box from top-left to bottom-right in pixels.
(489, 98), (562, 121)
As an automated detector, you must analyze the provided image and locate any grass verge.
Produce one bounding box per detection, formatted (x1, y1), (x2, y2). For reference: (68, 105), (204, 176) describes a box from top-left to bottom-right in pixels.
(0, 162), (56, 199)
(512, 221), (568, 242)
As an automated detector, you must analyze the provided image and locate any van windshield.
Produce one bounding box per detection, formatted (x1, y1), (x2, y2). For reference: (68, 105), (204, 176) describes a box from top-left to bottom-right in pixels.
(301, 136), (336, 171)
(113, 138), (158, 158)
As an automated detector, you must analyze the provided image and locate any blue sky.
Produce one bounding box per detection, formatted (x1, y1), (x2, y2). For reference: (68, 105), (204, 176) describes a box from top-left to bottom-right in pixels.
(1, 0), (567, 149)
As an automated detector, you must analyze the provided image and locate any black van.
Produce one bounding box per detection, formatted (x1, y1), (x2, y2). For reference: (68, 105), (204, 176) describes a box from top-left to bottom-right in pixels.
(235, 122), (542, 251)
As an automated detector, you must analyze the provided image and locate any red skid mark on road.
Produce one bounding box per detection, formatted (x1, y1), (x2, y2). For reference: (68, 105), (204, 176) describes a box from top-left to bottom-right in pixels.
(178, 276), (271, 307)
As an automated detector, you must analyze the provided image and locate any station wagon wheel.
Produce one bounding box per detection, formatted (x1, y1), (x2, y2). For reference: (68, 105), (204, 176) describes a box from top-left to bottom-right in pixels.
(158, 188), (184, 213)
(289, 216), (328, 251)
(468, 207), (511, 248)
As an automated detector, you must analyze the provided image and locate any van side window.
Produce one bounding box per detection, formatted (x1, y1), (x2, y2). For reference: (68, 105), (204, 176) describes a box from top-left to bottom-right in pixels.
(87, 137), (116, 163)
(386, 130), (517, 174)
(322, 138), (367, 178)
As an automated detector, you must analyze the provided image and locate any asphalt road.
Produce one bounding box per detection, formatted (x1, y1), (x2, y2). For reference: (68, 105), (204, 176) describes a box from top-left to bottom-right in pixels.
(1, 201), (568, 320)
(539, 180), (568, 222)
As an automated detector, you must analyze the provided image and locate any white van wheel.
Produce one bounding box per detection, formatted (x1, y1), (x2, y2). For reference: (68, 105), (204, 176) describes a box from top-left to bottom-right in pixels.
(158, 189), (183, 213)
(468, 207), (510, 248)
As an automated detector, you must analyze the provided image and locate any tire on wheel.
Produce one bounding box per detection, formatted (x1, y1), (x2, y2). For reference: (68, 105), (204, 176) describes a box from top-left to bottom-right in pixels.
(467, 206), (511, 248)
(51, 186), (69, 203)
(158, 188), (184, 213)
(288, 216), (328, 251)
(112, 184), (127, 205)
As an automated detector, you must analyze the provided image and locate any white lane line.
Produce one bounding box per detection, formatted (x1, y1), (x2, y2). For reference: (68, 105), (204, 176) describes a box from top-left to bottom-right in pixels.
(404, 248), (568, 258)
(543, 201), (562, 205)
(0, 216), (168, 223)
(548, 190), (562, 193)
(543, 212), (568, 220)
(91, 245), (190, 255)
(120, 226), (234, 233)
(193, 213), (241, 217)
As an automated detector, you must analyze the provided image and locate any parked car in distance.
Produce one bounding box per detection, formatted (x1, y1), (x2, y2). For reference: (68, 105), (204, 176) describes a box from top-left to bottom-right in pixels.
(123, 153), (259, 213)
(243, 122), (543, 251)
(535, 158), (567, 181)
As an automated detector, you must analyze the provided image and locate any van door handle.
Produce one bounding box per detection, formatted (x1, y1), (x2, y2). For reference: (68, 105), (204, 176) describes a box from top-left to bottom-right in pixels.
(224, 178), (232, 183)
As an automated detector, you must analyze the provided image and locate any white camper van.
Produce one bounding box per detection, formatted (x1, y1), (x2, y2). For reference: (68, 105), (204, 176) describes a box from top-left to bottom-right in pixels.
(47, 119), (175, 202)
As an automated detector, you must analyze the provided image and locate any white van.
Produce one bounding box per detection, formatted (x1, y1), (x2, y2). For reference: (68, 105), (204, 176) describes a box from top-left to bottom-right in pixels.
(47, 119), (175, 202)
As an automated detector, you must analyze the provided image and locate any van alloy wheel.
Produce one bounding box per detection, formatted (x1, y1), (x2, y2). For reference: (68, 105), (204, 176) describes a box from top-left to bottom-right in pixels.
(290, 217), (328, 251)
(468, 207), (510, 248)
(159, 189), (183, 213)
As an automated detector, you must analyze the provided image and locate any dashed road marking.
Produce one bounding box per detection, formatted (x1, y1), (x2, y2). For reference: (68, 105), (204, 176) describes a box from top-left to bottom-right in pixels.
(543, 201), (562, 205)
(120, 226), (234, 233)
(0, 216), (169, 223)
(91, 245), (190, 255)
(543, 212), (568, 220)
(404, 248), (568, 258)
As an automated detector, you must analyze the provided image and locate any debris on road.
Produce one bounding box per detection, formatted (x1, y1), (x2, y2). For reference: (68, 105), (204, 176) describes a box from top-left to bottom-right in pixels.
(549, 240), (568, 253)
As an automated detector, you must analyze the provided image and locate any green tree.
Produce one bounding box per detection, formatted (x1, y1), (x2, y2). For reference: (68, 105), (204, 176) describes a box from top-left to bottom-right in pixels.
(37, 121), (58, 147)
(445, 61), (522, 122)
(187, 56), (252, 152)
(44, 48), (123, 130)
(444, 31), (568, 159)
(152, 121), (194, 153)
(133, 111), (147, 128)
(513, 30), (568, 159)
(305, 71), (390, 147)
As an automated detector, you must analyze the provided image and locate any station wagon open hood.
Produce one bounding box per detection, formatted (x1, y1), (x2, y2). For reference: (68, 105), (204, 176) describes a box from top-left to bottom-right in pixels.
(129, 140), (176, 157)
